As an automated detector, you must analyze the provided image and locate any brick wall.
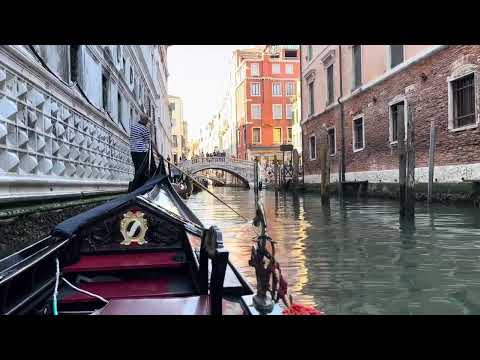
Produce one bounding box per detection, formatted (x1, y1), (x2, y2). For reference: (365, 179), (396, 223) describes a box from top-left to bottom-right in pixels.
(302, 45), (480, 182)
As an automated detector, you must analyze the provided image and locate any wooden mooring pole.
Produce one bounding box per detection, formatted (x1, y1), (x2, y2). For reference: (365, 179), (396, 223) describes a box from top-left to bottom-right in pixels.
(273, 155), (279, 192)
(292, 149), (299, 190)
(405, 109), (416, 220)
(320, 131), (330, 204)
(427, 121), (436, 204)
(254, 157), (259, 200)
(398, 108), (406, 218)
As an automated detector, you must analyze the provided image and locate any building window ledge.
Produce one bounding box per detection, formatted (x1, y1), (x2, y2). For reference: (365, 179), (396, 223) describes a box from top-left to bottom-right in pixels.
(449, 123), (479, 132)
(353, 147), (365, 153)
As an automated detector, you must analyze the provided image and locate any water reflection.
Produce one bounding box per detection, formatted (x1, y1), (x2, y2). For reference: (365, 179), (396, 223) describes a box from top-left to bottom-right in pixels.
(187, 187), (480, 314)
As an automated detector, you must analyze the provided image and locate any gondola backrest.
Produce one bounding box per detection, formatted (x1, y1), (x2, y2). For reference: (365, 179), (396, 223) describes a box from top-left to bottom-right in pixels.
(199, 226), (229, 316)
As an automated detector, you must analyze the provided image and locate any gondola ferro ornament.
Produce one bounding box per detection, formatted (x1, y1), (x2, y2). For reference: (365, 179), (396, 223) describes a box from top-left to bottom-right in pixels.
(120, 211), (149, 246)
(250, 199), (287, 314)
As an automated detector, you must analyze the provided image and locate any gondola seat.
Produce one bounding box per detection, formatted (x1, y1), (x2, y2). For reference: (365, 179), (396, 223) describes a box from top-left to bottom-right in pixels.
(60, 276), (195, 303)
(94, 226), (231, 315)
(62, 251), (185, 273)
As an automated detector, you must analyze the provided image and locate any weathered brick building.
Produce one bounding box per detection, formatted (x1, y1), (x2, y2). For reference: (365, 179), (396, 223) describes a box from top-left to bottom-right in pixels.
(301, 45), (480, 186)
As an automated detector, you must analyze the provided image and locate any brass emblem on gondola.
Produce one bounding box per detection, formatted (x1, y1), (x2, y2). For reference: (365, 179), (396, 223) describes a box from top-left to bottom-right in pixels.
(120, 211), (149, 246)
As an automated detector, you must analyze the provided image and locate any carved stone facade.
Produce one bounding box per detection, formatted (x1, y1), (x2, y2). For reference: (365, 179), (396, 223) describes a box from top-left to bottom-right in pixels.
(0, 45), (170, 202)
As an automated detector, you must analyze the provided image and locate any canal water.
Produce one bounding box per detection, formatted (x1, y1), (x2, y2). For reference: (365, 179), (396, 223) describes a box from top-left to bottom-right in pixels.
(187, 187), (480, 315)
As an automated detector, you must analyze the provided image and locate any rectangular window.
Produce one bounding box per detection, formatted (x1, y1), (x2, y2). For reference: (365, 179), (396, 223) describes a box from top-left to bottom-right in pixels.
(70, 45), (80, 83)
(102, 72), (110, 111)
(284, 50), (298, 59)
(309, 135), (316, 160)
(251, 63), (260, 76)
(251, 82), (261, 96)
(130, 107), (133, 124)
(390, 101), (405, 142)
(390, 45), (404, 68)
(273, 104), (282, 120)
(116, 45), (121, 63)
(452, 73), (476, 128)
(117, 92), (122, 123)
(307, 46), (313, 61)
(326, 64), (334, 105)
(285, 63), (294, 74)
(272, 82), (282, 96)
(122, 58), (126, 75)
(130, 67), (133, 84)
(173, 135), (178, 147)
(353, 117), (364, 151)
(286, 82), (295, 96)
(352, 45), (362, 89)
(287, 127), (293, 143)
(273, 128), (282, 144)
(272, 63), (281, 74)
(253, 128), (261, 144)
(328, 128), (336, 155)
(251, 104), (261, 120)
(308, 81), (315, 115)
(286, 104), (293, 119)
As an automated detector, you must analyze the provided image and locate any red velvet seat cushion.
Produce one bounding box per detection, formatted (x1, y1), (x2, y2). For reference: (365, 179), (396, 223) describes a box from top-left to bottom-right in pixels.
(63, 252), (184, 273)
(60, 277), (194, 303)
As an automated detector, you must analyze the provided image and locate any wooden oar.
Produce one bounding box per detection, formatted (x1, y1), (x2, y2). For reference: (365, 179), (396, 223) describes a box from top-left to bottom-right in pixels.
(162, 157), (251, 223)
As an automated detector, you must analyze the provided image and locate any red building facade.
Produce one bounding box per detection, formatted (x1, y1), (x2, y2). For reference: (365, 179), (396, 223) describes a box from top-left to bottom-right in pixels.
(234, 46), (300, 163)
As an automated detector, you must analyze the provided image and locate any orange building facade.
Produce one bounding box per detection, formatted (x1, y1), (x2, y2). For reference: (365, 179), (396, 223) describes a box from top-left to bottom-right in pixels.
(233, 46), (300, 163)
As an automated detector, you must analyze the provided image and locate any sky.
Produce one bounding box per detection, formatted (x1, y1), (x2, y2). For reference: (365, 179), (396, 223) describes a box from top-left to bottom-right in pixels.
(167, 45), (253, 139)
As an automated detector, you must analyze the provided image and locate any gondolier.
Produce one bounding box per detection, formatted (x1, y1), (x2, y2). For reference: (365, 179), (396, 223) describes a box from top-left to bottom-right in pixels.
(130, 114), (151, 178)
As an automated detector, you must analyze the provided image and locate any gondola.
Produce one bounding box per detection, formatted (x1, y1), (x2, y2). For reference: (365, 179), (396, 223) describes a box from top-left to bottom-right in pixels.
(0, 157), (285, 315)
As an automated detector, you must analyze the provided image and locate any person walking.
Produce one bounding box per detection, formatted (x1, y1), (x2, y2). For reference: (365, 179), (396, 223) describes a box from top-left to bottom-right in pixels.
(130, 114), (151, 179)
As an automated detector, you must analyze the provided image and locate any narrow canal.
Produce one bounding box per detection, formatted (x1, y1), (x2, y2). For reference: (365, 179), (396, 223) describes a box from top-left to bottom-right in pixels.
(187, 187), (480, 315)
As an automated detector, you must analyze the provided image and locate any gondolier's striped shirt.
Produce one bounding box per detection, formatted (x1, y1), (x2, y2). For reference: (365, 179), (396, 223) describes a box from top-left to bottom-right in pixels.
(130, 122), (150, 152)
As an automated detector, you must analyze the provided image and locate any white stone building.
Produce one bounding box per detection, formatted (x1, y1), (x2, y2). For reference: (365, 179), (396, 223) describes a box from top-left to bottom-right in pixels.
(168, 95), (188, 163)
(0, 45), (170, 203)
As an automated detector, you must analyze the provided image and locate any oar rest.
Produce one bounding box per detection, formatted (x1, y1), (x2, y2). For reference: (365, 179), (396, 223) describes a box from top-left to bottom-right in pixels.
(199, 225), (229, 316)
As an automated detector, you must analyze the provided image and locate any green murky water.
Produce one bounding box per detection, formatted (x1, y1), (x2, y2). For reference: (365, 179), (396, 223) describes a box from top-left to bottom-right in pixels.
(187, 187), (480, 315)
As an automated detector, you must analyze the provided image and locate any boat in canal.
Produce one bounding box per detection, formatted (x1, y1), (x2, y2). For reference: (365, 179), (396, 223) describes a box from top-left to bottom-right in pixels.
(0, 158), (285, 315)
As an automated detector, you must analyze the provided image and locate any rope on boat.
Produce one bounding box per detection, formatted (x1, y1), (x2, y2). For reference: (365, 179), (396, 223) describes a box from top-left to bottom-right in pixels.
(52, 258), (60, 316)
(61, 277), (109, 304)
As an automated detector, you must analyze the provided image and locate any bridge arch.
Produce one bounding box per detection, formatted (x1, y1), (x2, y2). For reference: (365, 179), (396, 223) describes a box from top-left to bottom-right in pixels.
(190, 167), (250, 188)
(179, 157), (258, 189)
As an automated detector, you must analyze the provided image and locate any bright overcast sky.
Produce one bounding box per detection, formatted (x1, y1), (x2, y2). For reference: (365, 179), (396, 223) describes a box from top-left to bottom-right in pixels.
(167, 45), (253, 139)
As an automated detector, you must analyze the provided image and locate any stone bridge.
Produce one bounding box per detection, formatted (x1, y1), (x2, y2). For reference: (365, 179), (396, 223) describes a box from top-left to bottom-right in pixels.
(179, 157), (259, 188)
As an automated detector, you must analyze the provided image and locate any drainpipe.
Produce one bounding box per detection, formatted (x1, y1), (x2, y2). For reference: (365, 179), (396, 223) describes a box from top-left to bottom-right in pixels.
(299, 46), (304, 182)
(337, 45), (346, 188)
